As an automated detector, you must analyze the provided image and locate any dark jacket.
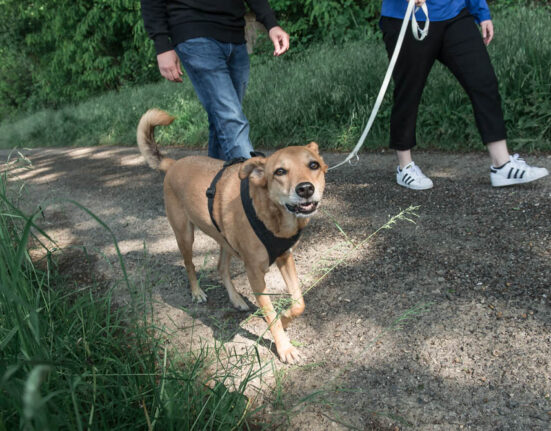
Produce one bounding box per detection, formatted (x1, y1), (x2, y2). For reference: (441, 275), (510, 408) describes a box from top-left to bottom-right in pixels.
(141, 0), (279, 54)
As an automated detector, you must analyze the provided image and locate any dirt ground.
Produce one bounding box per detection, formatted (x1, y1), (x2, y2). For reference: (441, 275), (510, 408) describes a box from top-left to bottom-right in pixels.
(3, 147), (550, 430)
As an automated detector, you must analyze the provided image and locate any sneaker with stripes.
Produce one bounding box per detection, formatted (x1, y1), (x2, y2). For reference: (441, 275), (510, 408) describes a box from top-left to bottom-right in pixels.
(396, 161), (433, 190)
(490, 154), (549, 187)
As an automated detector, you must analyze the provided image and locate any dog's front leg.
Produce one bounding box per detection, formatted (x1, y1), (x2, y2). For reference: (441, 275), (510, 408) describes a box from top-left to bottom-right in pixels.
(246, 266), (302, 364)
(275, 251), (305, 330)
(218, 246), (249, 311)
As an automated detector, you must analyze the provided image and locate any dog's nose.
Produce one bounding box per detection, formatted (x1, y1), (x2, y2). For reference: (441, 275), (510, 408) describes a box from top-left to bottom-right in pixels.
(295, 182), (314, 198)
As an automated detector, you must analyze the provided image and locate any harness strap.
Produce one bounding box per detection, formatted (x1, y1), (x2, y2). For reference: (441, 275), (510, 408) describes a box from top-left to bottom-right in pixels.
(206, 157), (247, 252)
(206, 153), (266, 230)
(240, 177), (301, 265)
(206, 168), (225, 233)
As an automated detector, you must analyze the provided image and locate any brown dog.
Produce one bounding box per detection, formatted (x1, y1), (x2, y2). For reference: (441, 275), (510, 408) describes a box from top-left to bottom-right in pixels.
(137, 109), (327, 363)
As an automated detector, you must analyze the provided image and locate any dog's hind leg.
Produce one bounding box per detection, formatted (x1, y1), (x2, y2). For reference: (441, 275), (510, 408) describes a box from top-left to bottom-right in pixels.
(177, 219), (207, 303)
(166, 202), (207, 303)
(217, 246), (249, 311)
(275, 251), (305, 329)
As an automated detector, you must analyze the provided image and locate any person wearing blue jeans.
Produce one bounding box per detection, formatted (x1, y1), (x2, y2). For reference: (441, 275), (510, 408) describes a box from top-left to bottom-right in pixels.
(140, 0), (289, 160)
(380, 0), (549, 189)
(175, 38), (252, 160)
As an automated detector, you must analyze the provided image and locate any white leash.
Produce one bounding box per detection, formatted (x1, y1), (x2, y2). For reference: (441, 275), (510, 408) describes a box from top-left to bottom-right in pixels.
(328, 1), (429, 171)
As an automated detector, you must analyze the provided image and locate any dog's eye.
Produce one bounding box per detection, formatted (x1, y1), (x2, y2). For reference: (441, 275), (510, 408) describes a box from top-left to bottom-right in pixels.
(309, 161), (320, 170)
(274, 168), (287, 176)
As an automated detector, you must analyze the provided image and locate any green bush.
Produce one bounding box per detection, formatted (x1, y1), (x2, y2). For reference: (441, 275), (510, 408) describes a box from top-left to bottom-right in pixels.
(1, 4), (550, 152)
(0, 0), (545, 119)
(0, 0), (157, 117)
(0, 2), (549, 153)
(270, 0), (380, 46)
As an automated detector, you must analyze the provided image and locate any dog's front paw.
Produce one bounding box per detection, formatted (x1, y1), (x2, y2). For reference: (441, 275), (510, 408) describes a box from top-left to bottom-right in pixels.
(230, 294), (249, 311)
(278, 345), (303, 364)
(191, 288), (208, 303)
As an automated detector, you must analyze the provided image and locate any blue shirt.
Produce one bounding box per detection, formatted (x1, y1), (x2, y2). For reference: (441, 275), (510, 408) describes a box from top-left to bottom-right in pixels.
(381, 0), (491, 23)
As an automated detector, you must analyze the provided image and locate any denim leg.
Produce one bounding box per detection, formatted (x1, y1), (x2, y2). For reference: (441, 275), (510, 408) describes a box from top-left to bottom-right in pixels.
(228, 43), (250, 105)
(206, 114), (223, 159)
(175, 38), (253, 160)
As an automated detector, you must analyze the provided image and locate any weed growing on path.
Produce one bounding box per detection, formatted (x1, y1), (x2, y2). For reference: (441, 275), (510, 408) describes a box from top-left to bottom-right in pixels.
(188, 205), (432, 427)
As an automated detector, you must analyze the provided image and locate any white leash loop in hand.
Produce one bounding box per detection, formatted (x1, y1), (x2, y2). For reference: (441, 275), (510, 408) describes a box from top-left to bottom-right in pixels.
(328, 1), (429, 171)
(412, 2), (430, 40)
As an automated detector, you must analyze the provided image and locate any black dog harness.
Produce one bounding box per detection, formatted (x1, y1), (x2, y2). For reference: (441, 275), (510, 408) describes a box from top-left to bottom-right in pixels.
(206, 156), (302, 265)
(240, 177), (301, 265)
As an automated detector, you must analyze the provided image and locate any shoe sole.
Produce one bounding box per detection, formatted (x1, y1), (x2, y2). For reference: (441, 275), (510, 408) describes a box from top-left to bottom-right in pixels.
(397, 180), (433, 190)
(491, 170), (549, 187)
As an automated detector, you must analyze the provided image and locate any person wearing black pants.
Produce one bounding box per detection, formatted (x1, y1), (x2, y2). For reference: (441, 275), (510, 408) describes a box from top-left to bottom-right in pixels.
(379, 0), (548, 189)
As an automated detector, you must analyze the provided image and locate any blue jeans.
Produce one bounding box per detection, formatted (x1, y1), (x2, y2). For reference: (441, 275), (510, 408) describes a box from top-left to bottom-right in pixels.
(175, 38), (254, 160)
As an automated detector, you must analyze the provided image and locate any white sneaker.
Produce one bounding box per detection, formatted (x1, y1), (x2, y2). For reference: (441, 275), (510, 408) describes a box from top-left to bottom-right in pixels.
(490, 154), (549, 187)
(396, 161), (433, 190)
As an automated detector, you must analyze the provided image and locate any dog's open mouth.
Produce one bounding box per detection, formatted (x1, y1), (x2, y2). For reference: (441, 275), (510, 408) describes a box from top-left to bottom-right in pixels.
(285, 201), (319, 215)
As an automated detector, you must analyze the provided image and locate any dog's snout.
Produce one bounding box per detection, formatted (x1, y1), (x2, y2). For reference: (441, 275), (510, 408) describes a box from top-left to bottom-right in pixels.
(295, 182), (314, 198)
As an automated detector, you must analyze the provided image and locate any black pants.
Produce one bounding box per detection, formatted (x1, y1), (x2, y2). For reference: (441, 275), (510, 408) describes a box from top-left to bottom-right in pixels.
(379, 9), (507, 151)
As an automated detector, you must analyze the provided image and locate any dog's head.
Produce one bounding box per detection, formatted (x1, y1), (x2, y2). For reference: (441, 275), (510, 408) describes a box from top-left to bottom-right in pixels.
(239, 143), (328, 218)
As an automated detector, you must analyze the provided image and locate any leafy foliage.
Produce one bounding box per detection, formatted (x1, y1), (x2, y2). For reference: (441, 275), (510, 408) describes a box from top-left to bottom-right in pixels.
(269, 0), (380, 46)
(0, 0), (547, 120)
(0, 0), (157, 117)
(2, 4), (550, 153)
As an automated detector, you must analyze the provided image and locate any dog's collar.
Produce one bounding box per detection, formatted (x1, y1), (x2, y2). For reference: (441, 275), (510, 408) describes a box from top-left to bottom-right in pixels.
(240, 177), (301, 265)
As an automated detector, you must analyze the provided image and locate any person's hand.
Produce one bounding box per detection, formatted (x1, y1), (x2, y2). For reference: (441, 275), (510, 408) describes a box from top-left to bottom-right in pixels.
(157, 50), (183, 82)
(268, 26), (290, 56)
(480, 20), (494, 46)
(408, 0), (426, 6)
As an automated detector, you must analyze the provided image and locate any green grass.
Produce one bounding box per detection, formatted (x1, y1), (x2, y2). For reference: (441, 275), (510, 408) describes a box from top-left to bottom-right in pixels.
(0, 5), (549, 153)
(0, 161), (265, 430)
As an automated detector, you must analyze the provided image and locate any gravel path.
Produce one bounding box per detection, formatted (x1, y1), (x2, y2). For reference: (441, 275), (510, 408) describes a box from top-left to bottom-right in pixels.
(3, 147), (550, 430)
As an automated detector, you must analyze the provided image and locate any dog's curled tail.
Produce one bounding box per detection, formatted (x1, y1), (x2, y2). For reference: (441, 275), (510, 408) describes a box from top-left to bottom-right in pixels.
(137, 109), (176, 172)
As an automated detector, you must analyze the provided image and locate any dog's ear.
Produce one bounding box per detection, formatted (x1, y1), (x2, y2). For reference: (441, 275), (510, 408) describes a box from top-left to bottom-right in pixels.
(239, 157), (267, 187)
(306, 142), (328, 172)
(306, 141), (320, 154)
(320, 158), (329, 173)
